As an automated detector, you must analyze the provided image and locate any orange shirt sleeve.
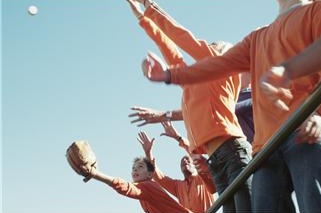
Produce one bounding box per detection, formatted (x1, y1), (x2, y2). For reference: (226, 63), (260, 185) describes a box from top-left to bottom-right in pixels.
(152, 166), (179, 198)
(111, 178), (146, 200)
(139, 17), (184, 66)
(144, 5), (215, 60)
(169, 36), (251, 85)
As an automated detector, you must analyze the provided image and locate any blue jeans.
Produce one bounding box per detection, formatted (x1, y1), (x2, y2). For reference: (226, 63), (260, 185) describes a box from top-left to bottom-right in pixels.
(207, 137), (252, 213)
(252, 132), (321, 213)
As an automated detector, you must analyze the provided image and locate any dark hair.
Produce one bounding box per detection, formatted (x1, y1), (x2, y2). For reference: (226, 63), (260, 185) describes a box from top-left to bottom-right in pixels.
(133, 157), (155, 172)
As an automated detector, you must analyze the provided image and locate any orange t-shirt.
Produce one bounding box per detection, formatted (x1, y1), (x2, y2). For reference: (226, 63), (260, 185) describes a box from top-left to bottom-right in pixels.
(111, 178), (192, 213)
(168, 2), (321, 154)
(140, 5), (245, 154)
(153, 167), (214, 213)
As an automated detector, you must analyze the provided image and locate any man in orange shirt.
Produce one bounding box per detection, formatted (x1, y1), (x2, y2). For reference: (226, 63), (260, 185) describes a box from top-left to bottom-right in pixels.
(127, 0), (252, 212)
(87, 156), (192, 213)
(140, 0), (321, 212)
(137, 130), (215, 213)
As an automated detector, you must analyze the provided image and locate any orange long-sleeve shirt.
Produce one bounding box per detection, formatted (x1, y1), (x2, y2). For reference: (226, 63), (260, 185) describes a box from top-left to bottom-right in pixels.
(111, 178), (192, 213)
(168, 2), (321, 154)
(153, 167), (214, 213)
(140, 5), (245, 154)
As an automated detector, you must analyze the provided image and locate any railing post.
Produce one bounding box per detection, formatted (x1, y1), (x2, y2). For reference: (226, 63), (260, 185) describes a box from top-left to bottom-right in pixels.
(206, 83), (321, 213)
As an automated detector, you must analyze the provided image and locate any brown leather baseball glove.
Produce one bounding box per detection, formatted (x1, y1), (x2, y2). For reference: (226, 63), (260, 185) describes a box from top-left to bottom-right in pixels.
(66, 141), (97, 182)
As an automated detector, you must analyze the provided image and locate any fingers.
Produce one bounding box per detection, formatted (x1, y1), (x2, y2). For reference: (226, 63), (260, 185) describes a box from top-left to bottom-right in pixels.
(260, 81), (291, 111)
(139, 131), (154, 142)
(141, 58), (151, 78)
(130, 117), (143, 123)
(137, 122), (147, 127)
(260, 67), (293, 111)
(130, 106), (149, 111)
(136, 135), (144, 145)
(160, 121), (168, 129)
(274, 99), (290, 111)
(129, 107), (154, 126)
(296, 115), (321, 144)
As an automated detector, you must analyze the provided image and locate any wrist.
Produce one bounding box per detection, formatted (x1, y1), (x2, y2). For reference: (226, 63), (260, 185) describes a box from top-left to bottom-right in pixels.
(175, 135), (182, 142)
(144, 0), (152, 8)
(137, 14), (143, 20)
(164, 69), (171, 84)
(164, 110), (172, 120)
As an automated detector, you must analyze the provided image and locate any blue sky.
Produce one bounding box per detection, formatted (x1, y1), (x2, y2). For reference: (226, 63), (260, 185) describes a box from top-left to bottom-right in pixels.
(2, 1), (277, 212)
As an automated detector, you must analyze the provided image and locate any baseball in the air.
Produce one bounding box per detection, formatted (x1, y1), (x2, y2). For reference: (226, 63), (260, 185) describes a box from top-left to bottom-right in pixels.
(28, 5), (38, 15)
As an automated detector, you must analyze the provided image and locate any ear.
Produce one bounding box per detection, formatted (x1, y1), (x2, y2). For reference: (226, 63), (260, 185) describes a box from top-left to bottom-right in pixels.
(147, 171), (154, 179)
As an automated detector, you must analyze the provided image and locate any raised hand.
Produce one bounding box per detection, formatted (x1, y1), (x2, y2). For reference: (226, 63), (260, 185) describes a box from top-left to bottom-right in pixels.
(126, 0), (143, 19)
(160, 121), (190, 153)
(160, 121), (180, 139)
(260, 66), (293, 111)
(137, 131), (155, 159)
(129, 106), (165, 127)
(141, 51), (170, 82)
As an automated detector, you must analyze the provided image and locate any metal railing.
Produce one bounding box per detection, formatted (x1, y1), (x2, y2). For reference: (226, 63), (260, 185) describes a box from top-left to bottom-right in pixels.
(206, 83), (321, 213)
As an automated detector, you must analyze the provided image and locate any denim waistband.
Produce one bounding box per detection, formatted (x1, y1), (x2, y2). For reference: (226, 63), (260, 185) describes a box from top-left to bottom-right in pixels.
(207, 137), (247, 163)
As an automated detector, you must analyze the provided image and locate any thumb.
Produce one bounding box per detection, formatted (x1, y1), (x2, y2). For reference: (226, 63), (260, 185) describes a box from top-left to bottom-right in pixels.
(147, 51), (166, 70)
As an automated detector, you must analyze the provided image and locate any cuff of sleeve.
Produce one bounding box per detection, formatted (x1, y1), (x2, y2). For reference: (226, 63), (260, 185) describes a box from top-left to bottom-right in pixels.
(168, 64), (187, 84)
(144, 2), (154, 17)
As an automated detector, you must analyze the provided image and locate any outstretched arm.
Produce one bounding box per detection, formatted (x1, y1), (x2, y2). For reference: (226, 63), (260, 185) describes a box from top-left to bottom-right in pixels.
(143, 0), (214, 60)
(141, 38), (247, 85)
(282, 36), (321, 79)
(127, 0), (184, 66)
(129, 106), (183, 127)
(89, 168), (114, 186)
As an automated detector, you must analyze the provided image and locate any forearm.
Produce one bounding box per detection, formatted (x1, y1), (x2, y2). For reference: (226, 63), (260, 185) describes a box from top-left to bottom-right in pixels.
(92, 170), (115, 187)
(168, 109), (183, 121)
(144, 3), (211, 60)
(283, 36), (321, 79)
(157, 109), (183, 121)
(176, 136), (190, 154)
(169, 56), (241, 85)
(139, 17), (184, 66)
(144, 149), (154, 162)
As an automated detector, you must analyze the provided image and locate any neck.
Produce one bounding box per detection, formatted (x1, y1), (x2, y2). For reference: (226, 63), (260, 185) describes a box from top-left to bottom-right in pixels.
(278, 0), (312, 15)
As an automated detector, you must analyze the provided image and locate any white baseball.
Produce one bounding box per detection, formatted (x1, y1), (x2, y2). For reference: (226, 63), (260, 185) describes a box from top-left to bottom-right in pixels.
(28, 5), (38, 15)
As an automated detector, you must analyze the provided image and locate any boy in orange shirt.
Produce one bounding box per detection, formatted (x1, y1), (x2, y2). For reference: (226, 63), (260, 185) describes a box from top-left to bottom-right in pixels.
(140, 1), (321, 212)
(87, 156), (192, 213)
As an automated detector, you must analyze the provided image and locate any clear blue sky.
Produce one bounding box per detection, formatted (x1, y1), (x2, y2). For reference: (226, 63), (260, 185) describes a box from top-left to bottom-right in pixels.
(2, 1), (277, 212)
